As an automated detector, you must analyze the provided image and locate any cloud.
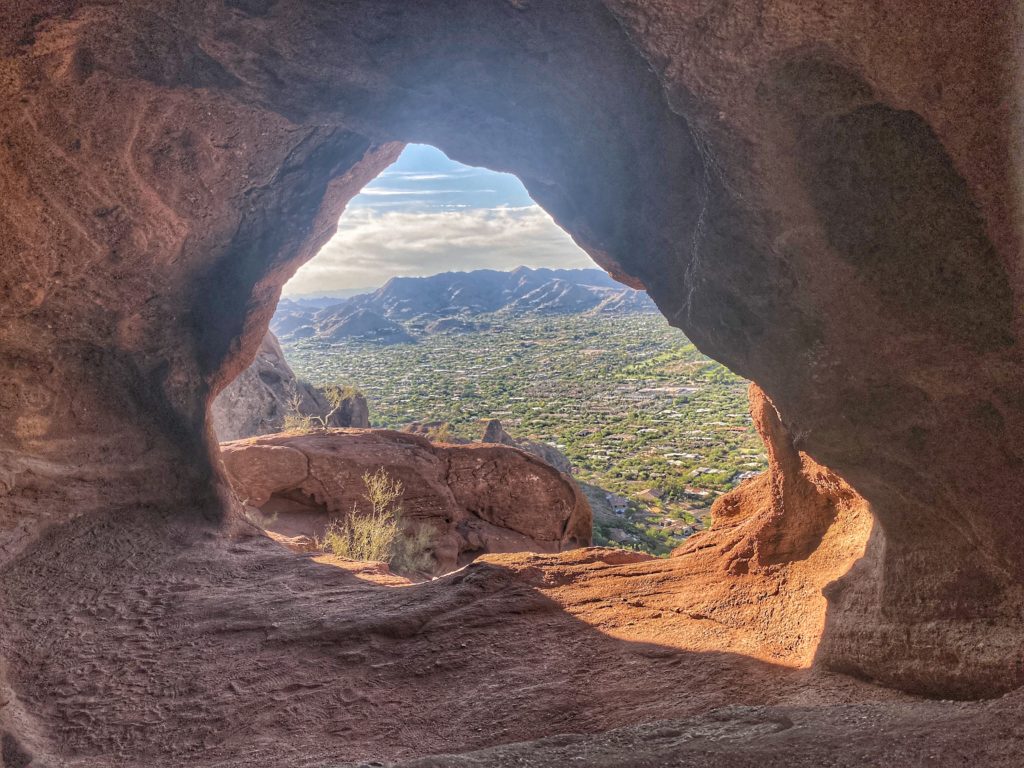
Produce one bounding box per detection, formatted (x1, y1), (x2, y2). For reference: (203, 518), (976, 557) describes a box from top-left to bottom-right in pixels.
(358, 187), (470, 197)
(379, 168), (476, 180)
(393, 173), (456, 182)
(284, 205), (594, 295)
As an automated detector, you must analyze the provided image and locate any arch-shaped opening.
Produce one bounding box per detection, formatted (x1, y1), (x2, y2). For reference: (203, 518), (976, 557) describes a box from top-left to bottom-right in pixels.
(1, 4), (1022, 765)
(217, 143), (782, 576)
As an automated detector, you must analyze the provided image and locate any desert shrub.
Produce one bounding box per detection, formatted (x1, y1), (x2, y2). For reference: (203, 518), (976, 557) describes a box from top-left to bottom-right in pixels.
(282, 412), (312, 431)
(391, 523), (436, 575)
(282, 391), (327, 432)
(321, 506), (400, 562)
(322, 383), (364, 410)
(363, 466), (402, 514)
(425, 422), (455, 443)
(320, 469), (435, 573)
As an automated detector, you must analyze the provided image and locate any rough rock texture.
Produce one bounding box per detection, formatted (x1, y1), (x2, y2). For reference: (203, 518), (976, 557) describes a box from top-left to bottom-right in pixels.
(211, 332), (368, 437)
(344, 695), (1024, 768)
(0, 510), (921, 768)
(0, 0), (1023, 762)
(219, 430), (593, 573)
(325, 392), (370, 429)
(482, 419), (574, 475)
(211, 331), (331, 440)
(694, 384), (871, 575)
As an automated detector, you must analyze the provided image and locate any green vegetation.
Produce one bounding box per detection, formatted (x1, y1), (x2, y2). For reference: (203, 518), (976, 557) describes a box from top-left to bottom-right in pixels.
(322, 383), (363, 408)
(285, 312), (767, 555)
(320, 468), (435, 573)
(321, 469), (402, 562)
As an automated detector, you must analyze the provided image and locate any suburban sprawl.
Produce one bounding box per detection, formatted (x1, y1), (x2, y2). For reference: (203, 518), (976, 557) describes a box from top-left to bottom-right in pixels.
(281, 294), (767, 555)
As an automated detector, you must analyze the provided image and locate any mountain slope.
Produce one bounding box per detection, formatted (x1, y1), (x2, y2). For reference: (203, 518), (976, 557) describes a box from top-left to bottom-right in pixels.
(273, 267), (657, 343)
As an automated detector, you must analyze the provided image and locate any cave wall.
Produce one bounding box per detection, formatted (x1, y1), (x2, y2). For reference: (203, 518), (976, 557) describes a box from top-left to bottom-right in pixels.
(1, 0), (1022, 697)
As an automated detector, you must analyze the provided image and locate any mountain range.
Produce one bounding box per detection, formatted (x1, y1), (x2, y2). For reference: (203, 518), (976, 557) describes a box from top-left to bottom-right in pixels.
(273, 267), (658, 344)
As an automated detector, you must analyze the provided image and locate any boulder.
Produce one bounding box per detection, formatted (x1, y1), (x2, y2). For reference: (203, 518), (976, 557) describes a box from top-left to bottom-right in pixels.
(212, 332), (370, 437)
(219, 430), (593, 574)
(211, 331), (334, 441)
(324, 391), (370, 429)
(481, 419), (573, 475)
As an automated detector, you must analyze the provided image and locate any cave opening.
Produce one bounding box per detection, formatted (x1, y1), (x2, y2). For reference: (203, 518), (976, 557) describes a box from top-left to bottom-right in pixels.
(214, 143), (768, 580)
(2, 5), (1021, 766)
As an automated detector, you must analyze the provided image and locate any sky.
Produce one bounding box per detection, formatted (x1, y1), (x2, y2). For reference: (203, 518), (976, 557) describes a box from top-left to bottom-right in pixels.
(283, 144), (593, 296)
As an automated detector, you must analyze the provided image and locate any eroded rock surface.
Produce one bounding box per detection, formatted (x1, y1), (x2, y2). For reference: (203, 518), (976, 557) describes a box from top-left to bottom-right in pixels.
(212, 332), (369, 439)
(693, 384), (871, 575)
(324, 391), (370, 429)
(211, 331), (330, 440)
(481, 419), (573, 475)
(219, 430), (593, 573)
(0, 0), (1022, 762)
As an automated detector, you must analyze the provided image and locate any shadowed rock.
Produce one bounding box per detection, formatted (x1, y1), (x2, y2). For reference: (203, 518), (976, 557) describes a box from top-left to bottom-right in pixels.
(0, 1), (1022, 763)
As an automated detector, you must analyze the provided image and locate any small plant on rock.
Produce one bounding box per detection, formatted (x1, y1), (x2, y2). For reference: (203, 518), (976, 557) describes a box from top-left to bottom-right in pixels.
(282, 391), (329, 431)
(320, 468), (435, 574)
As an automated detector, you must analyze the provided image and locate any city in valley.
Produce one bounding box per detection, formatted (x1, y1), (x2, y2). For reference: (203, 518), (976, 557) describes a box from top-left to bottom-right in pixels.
(277, 268), (767, 555)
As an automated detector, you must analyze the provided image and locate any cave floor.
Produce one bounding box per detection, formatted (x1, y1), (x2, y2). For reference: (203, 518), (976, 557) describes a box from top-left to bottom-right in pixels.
(0, 510), (1019, 767)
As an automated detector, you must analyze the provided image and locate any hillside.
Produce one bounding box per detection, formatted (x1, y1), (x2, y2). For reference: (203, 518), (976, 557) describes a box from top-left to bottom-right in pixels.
(272, 267), (658, 342)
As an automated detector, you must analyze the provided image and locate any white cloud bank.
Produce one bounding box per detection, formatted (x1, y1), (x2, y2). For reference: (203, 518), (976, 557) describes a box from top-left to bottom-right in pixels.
(284, 205), (594, 296)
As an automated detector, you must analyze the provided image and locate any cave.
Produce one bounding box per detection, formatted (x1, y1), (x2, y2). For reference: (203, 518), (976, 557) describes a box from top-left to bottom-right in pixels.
(213, 141), (740, 574)
(1, 1), (1022, 765)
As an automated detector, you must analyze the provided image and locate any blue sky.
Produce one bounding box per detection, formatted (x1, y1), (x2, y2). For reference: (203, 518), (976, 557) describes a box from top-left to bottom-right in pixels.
(284, 144), (592, 295)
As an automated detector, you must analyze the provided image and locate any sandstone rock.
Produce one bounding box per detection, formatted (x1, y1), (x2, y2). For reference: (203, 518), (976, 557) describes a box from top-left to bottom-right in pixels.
(211, 331), (335, 441)
(481, 419), (573, 475)
(264, 530), (318, 554)
(212, 332), (370, 437)
(219, 443), (309, 507)
(219, 430), (593, 574)
(211, 332), (298, 441)
(691, 384), (870, 574)
(324, 391), (370, 429)
(0, 0), (1020, 728)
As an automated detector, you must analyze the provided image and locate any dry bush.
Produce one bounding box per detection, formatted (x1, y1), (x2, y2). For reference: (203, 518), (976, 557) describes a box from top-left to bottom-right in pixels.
(282, 391), (327, 432)
(321, 506), (400, 562)
(320, 468), (436, 573)
(315, 466), (423, 569)
(425, 422), (455, 443)
(391, 524), (436, 575)
(322, 383), (363, 410)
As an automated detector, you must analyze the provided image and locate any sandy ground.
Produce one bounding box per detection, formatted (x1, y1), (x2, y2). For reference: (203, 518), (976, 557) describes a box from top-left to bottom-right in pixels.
(0, 508), (1018, 767)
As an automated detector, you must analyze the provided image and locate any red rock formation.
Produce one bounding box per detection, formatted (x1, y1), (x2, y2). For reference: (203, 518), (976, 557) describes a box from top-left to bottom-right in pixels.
(0, 1), (1022, 762)
(664, 384), (874, 666)
(693, 384), (871, 574)
(219, 430), (593, 573)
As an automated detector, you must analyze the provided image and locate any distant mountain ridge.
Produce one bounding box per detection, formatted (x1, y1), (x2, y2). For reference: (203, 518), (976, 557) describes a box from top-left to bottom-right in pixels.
(273, 267), (657, 344)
